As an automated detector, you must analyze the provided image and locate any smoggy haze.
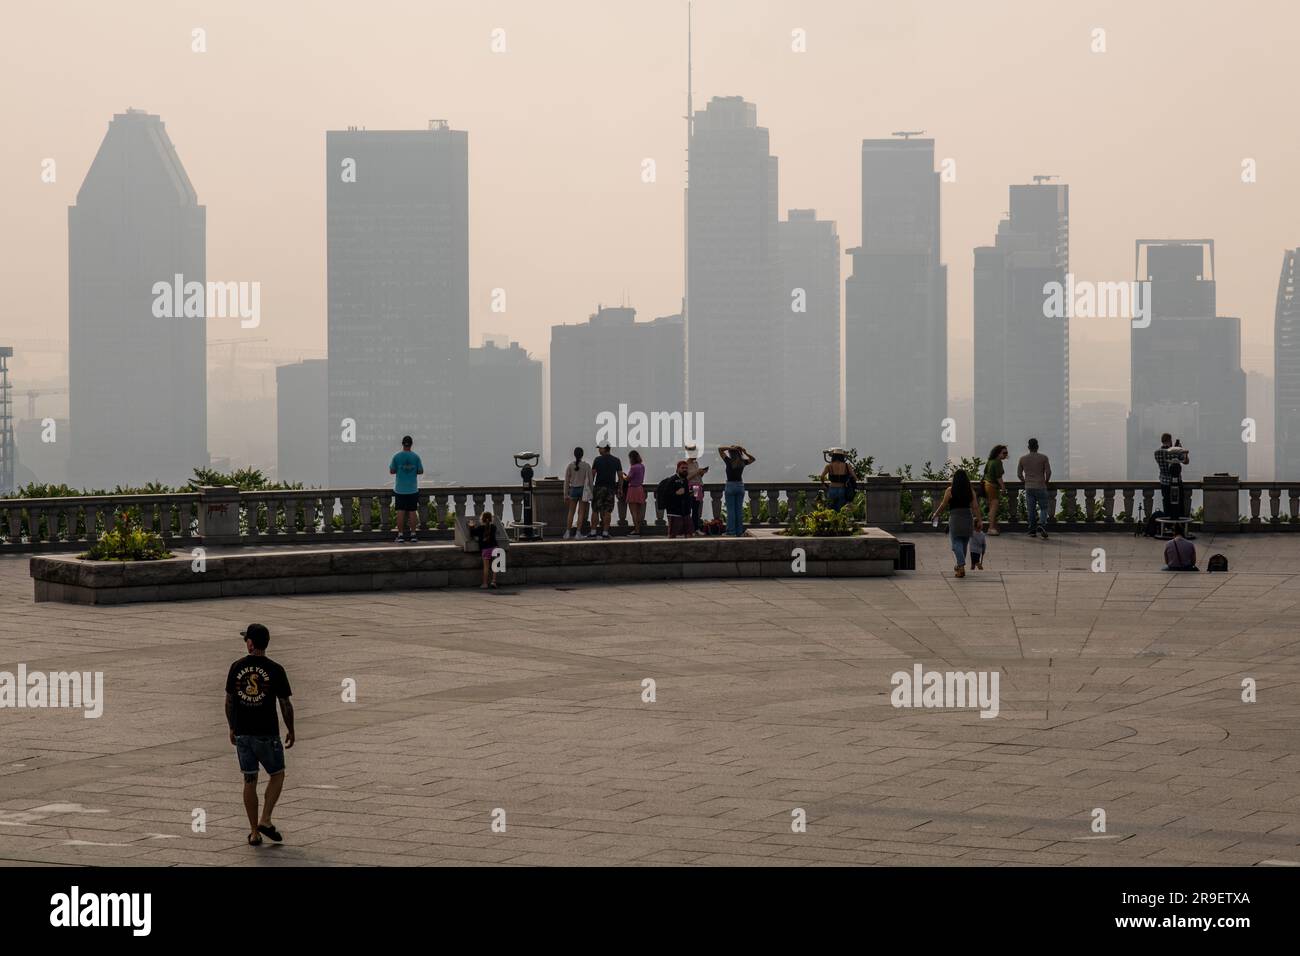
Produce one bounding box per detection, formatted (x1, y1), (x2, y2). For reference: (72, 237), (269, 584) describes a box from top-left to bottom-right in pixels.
(2, 0), (1297, 401)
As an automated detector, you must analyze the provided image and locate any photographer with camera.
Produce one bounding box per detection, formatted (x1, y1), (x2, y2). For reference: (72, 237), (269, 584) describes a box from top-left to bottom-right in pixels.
(1154, 433), (1190, 518)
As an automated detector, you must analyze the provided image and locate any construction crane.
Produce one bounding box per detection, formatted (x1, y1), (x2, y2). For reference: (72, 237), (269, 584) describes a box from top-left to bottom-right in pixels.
(892, 130), (926, 139)
(208, 338), (269, 379)
(25, 385), (68, 418)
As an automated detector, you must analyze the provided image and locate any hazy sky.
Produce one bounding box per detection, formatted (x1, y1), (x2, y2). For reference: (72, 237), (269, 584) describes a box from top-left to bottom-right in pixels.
(3, 0), (1297, 401)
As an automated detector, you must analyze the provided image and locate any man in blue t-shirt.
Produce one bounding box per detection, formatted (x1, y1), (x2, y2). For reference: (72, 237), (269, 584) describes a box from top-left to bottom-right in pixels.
(389, 435), (424, 543)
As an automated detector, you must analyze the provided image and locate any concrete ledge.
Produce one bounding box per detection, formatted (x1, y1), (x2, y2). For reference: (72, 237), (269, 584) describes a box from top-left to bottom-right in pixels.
(30, 529), (899, 604)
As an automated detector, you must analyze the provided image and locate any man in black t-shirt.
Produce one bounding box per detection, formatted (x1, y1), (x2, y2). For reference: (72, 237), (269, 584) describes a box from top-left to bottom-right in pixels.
(225, 623), (295, 847)
(589, 442), (624, 539)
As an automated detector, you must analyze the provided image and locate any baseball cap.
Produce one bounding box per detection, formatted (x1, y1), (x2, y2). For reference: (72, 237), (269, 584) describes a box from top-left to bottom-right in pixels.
(240, 623), (270, 647)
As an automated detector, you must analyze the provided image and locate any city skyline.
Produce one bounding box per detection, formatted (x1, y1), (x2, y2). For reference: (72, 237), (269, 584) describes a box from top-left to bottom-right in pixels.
(4, 0), (1296, 396)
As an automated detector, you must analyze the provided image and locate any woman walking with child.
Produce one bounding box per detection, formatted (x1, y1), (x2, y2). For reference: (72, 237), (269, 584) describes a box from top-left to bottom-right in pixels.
(934, 471), (984, 578)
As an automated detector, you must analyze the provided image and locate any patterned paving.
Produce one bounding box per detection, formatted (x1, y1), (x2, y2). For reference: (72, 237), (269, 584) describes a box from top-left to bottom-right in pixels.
(1, 533), (1297, 866)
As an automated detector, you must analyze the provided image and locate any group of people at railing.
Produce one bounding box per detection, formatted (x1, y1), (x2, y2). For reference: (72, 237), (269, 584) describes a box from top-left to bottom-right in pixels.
(561, 442), (757, 539)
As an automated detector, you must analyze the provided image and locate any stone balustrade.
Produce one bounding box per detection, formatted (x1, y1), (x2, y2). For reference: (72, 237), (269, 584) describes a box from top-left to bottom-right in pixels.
(1, 473), (1296, 552)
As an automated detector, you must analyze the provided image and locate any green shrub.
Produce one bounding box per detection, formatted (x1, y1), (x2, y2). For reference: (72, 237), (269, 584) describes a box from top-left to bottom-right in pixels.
(783, 505), (858, 537)
(82, 524), (172, 561)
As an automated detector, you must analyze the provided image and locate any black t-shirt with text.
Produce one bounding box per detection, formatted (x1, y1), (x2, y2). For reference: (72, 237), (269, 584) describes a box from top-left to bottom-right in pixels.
(225, 655), (292, 737)
(591, 454), (622, 488)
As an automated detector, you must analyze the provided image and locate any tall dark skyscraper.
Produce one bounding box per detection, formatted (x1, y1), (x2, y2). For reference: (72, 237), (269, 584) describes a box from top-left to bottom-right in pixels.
(845, 137), (947, 473)
(1125, 240), (1246, 481)
(686, 96), (779, 468)
(326, 123), (468, 486)
(778, 209), (840, 473)
(974, 182), (1070, 476)
(1276, 249), (1300, 479)
(68, 109), (207, 488)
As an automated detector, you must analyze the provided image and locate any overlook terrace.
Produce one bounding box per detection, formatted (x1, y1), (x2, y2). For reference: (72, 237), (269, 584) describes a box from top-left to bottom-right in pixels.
(1, 475), (1298, 553)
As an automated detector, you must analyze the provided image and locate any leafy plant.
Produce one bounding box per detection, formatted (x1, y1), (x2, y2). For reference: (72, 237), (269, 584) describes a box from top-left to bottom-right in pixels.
(784, 505), (858, 537)
(81, 516), (172, 561)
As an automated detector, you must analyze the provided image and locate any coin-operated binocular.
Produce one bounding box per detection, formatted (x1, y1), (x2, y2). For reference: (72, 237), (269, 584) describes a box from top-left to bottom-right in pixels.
(513, 452), (540, 539)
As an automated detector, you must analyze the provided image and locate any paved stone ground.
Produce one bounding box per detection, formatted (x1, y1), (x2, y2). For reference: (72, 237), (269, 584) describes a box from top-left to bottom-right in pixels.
(0, 532), (1297, 867)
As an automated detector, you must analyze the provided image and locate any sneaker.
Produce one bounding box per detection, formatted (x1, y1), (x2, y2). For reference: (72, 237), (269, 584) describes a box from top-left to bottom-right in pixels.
(585, 532), (597, 539)
(628, 531), (640, 537)
(601, 532), (611, 539)
(1038, 527), (1049, 540)
(406, 534), (417, 543)
(987, 527), (1000, 536)
(394, 536), (405, 544)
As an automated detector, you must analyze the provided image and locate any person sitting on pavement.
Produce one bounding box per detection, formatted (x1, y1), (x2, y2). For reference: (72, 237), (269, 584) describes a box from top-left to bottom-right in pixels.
(1163, 528), (1198, 571)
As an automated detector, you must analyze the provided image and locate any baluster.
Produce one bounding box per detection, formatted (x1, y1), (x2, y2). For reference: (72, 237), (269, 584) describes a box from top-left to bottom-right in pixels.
(359, 495), (373, 532)
(766, 488), (780, 526)
(510, 493), (523, 526)
(709, 489), (722, 523)
(746, 488), (761, 529)
(491, 493), (506, 527)
(62, 505), (77, 542)
(1121, 488), (1135, 524)
(86, 505), (101, 541)
(1249, 489), (1261, 525)
(434, 493), (449, 529)
(1268, 488), (1281, 524)
(379, 493), (392, 531)
(1083, 487), (1096, 524)
(7, 507), (21, 542)
(1140, 488), (1155, 521)
(1290, 487), (1300, 523)
(1101, 486), (1115, 523)
(28, 506), (44, 545)
(453, 494), (468, 525)
(304, 496), (317, 536)
(140, 500), (155, 533)
(471, 493), (487, 523)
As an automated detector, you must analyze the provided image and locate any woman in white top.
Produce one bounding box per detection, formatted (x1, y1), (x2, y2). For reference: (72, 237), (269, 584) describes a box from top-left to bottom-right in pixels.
(563, 447), (593, 539)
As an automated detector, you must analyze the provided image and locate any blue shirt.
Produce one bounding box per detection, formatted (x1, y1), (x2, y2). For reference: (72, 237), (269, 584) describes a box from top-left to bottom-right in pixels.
(390, 451), (423, 494)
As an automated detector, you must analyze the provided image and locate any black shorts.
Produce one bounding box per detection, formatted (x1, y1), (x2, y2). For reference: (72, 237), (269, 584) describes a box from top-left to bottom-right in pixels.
(394, 492), (420, 512)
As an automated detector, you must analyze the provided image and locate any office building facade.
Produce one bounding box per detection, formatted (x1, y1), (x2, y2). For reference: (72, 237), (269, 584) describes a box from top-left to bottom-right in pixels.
(68, 109), (207, 488)
(846, 138), (947, 474)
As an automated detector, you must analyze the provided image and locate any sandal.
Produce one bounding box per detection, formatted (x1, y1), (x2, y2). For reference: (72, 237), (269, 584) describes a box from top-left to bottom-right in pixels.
(247, 832), (263, 846)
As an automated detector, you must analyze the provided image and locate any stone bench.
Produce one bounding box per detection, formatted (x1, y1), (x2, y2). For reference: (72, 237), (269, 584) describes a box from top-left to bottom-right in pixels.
(29, 529), (900, 604)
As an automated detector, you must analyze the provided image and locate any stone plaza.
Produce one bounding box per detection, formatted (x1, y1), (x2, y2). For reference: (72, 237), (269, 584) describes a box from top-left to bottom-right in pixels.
(1, 531), (1297, 867)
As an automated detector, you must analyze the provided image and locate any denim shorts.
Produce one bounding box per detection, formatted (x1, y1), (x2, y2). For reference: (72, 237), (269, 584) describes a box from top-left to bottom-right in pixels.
(236, 735), (285, 782)
(568, 486), (584, 500)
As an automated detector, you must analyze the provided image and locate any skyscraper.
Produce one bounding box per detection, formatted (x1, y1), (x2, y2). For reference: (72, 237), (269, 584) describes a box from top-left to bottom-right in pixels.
(1276, 249), (1300, 479)
(1126, 241), (1246, 482)
(68, 109), (207, 488)
(0, 347), (12, 495)
(276, 359), (328, 486)
(549, 306), (685, 475)
(326, 123), (468, 486)
(845, 137), (947, 473)
(687, 96), (779, 470)
(778, 210), (840, 474)
(454, 340), (542, 484)
(974, 182), (1070, 476)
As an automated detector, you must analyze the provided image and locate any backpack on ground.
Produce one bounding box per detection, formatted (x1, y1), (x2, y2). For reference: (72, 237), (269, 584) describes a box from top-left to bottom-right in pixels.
(1207, 553), (1229, 573)
(1141, 510), (1165, 538)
